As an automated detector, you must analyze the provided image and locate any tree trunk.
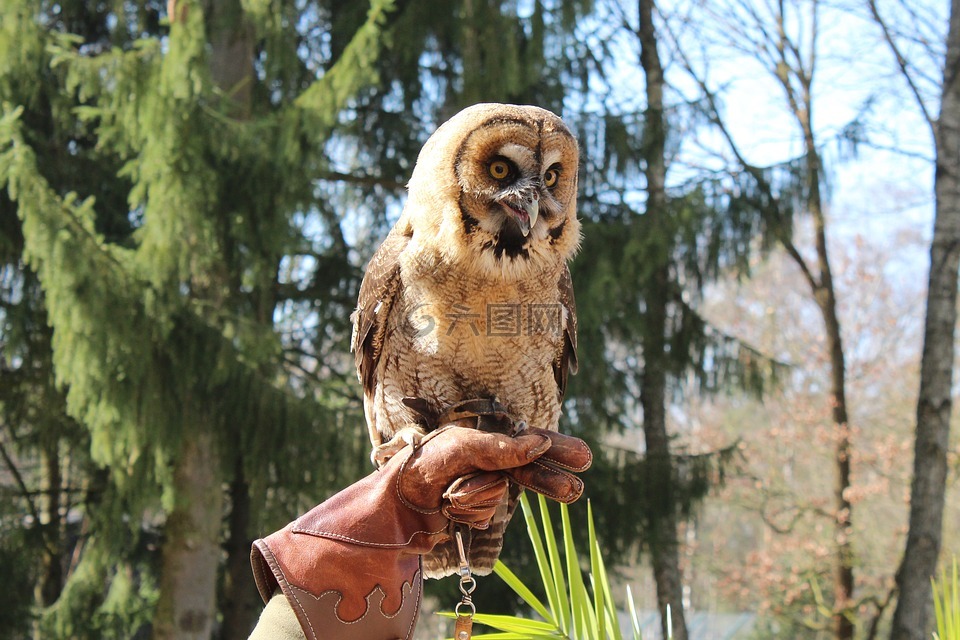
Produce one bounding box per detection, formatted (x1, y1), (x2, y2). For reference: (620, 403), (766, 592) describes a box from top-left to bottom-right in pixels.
(641, 355), (689, 640)
(816, 265), (855, 640)
(204, 0), (254, 119)
(890, 1), (960, 637)
(638, 1), (689, 637)
(34, 440), (63, 640)
(205, 2), (258, 633)
(152, 2), (256, 637)
(152, 429), (223, 640)
(774, 23), (856, 631)
(805, 141), (855, 640)
(219, 463), (258, 639)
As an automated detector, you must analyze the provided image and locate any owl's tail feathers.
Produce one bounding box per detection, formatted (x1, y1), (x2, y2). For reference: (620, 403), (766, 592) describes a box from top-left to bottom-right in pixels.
(422, 484), (522, 579)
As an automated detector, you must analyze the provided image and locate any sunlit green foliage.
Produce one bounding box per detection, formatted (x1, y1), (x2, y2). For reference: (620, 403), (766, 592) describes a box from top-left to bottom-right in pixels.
(934, 558), (960, 640)
(442, 493), (656, 640)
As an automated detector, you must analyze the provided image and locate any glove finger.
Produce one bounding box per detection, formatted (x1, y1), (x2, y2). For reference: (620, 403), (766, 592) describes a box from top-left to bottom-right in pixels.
(417, 426), (552, 476)
(401, 427), (553, 512)
(442, 472), (509, 527)
(445, 472), (509, 509)
(522, 428), (592, 472)
(442, 505), (498, 528)
(506, 461), (584, 504)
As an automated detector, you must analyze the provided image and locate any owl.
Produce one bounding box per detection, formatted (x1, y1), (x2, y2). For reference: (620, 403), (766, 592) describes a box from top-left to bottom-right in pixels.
(351, 103), (580, 578)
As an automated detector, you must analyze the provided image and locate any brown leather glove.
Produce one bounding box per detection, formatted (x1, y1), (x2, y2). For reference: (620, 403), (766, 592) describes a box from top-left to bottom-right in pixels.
(250, 424), (592, 640)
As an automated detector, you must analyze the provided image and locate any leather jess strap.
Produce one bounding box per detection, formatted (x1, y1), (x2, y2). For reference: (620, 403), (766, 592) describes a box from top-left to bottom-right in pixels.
(402, 397), (525, 436)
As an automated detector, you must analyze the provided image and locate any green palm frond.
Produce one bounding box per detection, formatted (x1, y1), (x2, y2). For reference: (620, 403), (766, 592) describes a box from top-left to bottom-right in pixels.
(933, 557), (960, 640)
(442, 493), (654, 640)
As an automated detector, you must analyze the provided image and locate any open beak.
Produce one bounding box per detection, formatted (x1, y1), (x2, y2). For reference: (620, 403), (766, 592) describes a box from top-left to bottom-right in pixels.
(501, 195), (540, 237)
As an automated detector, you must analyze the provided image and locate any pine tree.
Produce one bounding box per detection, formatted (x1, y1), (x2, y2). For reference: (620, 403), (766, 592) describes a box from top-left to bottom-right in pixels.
(1, 0), (394, 636)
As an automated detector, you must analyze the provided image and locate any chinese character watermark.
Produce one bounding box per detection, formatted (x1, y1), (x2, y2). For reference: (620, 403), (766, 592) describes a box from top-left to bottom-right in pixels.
(446, 303), (482, 336)
(487, 303), (522, 337)
(405, 303), (565, 339)
(527, 303), (562, 337)
(408, 303), (436, 338)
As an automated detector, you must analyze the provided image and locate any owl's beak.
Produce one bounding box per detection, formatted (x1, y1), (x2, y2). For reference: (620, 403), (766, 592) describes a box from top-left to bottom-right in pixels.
(500, 195), (539, 237)
(518, 197), (539, 237)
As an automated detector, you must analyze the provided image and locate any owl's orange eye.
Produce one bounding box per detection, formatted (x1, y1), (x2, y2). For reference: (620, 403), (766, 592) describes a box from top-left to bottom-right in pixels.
(488, 160), (511, 180)
(543, 167), (560, 188)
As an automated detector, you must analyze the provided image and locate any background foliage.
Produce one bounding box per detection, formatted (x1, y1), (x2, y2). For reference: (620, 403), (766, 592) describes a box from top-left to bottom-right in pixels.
(0, 0), (956, 639)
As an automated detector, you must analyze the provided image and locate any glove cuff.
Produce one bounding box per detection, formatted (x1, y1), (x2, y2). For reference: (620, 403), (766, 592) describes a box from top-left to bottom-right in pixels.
(251, 535), (423, 640)
(249, 454), (445, 640)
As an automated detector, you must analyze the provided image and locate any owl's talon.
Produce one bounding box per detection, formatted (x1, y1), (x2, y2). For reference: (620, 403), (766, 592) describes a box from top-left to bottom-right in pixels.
(372, 426), (428, 467)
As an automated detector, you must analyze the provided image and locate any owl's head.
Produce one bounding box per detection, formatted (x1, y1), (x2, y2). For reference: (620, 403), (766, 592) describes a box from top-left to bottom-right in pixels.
(406, 103), (581, 280)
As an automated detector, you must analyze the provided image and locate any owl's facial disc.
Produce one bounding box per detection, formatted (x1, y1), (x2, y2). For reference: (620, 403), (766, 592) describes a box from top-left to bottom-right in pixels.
(442, 109), (579, 272)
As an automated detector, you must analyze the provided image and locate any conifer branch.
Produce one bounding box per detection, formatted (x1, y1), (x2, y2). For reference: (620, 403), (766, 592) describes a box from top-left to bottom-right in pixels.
(293, 0), (395, 120)
(281, 354), (362, 404)
(677, 295), (792, 371)
(600, 438), (741, 468)
(0, 109), (130, 276)
(318, 170), (406, 191)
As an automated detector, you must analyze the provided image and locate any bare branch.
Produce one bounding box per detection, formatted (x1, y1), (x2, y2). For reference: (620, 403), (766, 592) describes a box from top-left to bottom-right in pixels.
(867, 0), (937, 129)
(0, 429), (57, 556)
(862, 583), (897, 640)
(661, 4), (821, 294)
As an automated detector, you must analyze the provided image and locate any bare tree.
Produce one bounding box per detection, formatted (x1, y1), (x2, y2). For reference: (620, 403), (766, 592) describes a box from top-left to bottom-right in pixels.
(666, 0), (857, 636)
(867, 1), (960, 637)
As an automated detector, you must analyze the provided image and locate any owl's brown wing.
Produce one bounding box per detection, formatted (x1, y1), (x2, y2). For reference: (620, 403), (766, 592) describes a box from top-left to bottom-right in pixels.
(554, 264), (579, 400)
(351, 224), (409, 397)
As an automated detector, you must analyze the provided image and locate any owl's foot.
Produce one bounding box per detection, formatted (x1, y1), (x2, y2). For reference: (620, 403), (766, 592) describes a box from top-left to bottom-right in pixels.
(372, 425), (428, 467)
(435, 398), (526, 435)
